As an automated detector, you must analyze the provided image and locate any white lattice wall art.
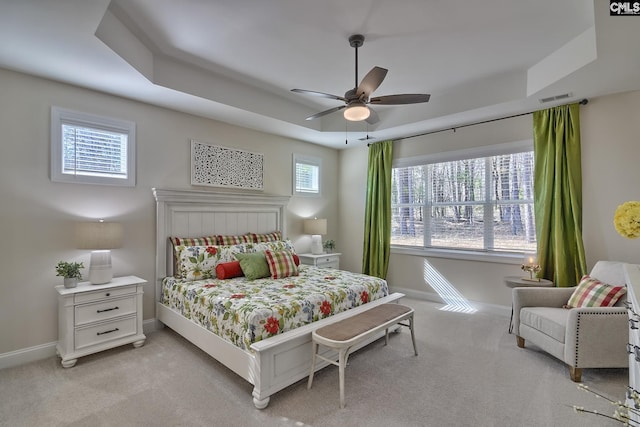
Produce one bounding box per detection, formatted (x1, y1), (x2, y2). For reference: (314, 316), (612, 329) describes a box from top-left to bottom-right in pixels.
(191, 140), (264, 190)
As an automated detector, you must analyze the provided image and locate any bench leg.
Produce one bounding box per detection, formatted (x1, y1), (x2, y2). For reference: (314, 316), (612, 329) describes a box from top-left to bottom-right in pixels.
(338, 347), (350, 409)
(385, 328), (389, 346)
(409, 315), (418, 356)
(308, 341), (318, 389)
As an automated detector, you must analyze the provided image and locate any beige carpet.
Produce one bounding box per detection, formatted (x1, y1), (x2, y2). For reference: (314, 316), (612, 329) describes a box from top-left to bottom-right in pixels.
(0, 298), (627, 426)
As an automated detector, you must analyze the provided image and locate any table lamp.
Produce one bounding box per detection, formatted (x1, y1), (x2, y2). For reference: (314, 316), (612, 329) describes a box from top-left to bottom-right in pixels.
(76, 220), (123, 285)
(304, 218), (327, 255)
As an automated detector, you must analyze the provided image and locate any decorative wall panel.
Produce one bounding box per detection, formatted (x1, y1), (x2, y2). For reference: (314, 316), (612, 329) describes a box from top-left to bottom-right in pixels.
(191, 140), (263, 190)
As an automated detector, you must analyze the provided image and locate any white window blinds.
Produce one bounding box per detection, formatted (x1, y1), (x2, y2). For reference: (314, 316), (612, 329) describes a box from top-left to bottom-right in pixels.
(293, 154), (320, 195)
(62, 124), (128, 178)
(392, 147), (535, 253)
(51, 107), (136, 187)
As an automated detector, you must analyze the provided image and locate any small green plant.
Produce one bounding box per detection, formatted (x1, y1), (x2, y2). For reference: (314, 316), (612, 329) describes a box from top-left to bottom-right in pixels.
(323, 239), (336, 252)
(55, 261), (84, 279)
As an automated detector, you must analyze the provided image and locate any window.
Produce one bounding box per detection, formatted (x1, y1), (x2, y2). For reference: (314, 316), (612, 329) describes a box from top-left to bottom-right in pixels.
(293, 154), (321, 196)
(391, 142), (536, 254)
(51, 107), (136, 186)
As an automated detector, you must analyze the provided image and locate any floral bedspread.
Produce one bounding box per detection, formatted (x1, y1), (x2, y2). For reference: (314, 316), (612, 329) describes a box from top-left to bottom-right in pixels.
(161, 265), (389, 351)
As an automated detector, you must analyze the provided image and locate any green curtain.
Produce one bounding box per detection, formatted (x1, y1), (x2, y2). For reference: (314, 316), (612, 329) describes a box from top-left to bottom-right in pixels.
(533, 103), (586, 286)
(362, 140), (393, 279)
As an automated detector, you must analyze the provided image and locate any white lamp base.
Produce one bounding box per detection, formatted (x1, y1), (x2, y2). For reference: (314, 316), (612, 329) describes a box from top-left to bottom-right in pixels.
(89, 250), (113, 285)
(311, 235), (323, 255)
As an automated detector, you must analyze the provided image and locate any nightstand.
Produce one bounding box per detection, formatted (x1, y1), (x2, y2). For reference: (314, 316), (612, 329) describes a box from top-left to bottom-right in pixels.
(298, 253), (341, 269)
(55, 275), (146, 368)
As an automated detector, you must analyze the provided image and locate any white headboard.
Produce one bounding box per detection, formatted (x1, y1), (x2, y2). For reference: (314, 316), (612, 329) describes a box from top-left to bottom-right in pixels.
(152, 188), (290, 291)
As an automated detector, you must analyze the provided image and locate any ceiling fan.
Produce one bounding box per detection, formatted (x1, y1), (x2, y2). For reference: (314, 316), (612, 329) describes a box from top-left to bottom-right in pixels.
(291, 34), (430, 124)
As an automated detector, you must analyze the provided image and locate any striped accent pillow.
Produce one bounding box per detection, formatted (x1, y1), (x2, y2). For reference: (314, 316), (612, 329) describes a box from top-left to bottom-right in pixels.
(217, 234), (252, 245)
(252, 231), (282, 243)
(566, 275), (627, 308)
(265, 250), (299, 279)
(169, 236), (217, 247)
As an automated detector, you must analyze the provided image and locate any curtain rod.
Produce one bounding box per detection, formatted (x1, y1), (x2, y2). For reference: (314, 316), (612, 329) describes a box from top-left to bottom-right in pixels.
(368, 98), (588, 146)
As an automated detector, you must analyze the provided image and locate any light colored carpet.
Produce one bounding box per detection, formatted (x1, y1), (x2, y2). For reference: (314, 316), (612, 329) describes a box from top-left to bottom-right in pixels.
(0, 298), (627, 426)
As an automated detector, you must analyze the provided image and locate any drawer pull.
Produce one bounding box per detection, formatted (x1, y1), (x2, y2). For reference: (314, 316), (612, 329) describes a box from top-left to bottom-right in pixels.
(97, 306), (119, 313)
(105, 292), (111, 297)
(627, 343), (640, 362)
(97, 328), (119, 336)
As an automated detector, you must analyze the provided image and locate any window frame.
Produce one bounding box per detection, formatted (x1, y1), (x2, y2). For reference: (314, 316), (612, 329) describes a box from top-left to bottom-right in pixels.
(391, 140), (535, 263)
(50, 106), (136, 187)
(293, 154), (321, 197)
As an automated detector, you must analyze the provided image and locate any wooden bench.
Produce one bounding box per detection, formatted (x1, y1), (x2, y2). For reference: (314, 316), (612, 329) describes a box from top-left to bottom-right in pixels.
(307, 303), (418, 408)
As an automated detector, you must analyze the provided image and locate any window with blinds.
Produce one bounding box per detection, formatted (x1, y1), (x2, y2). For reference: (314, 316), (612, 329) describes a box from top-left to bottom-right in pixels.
(51, 107), (136, 186)
(392, 147), (536, 253)
(293, 154), (321, 196)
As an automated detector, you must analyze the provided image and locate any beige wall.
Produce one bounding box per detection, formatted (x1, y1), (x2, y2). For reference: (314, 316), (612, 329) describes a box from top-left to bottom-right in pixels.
(0, 68), (339, 354)
(2, 63), (639, 357)
(339, 90), (640, 308)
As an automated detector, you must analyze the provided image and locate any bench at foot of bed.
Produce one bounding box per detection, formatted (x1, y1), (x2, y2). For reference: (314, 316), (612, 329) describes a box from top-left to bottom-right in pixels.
(307, 303), (418, 408)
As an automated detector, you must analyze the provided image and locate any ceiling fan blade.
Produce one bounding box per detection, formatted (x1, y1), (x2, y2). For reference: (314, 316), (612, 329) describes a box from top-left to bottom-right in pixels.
(291, 88), (347, 102)
(305, 105), (346, 121)
(356, 67), (388, 98)
(365, 107), (380, 124)
(370, 93), (431, 105)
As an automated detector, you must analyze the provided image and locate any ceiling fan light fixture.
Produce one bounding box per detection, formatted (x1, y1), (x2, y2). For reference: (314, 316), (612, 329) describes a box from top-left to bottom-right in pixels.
(343, 103), (370, 121)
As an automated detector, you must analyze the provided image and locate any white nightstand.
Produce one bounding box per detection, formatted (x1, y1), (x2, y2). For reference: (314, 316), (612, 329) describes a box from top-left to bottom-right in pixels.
(55, 275), (147, 368)
(298, 253), (341, 269)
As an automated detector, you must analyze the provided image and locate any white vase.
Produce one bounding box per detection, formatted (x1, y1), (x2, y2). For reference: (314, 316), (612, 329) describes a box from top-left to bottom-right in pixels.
(63, 277), (78, 288)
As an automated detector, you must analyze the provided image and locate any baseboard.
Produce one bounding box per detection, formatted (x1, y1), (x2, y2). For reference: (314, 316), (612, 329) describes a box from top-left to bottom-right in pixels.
(0, 341), (57, 370)
(0, 318), (161, 370)
(390, 286), (511, 317)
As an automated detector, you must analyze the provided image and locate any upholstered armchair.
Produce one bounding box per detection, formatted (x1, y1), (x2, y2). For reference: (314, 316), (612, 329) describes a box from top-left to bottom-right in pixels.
(512, 261), (630, 382)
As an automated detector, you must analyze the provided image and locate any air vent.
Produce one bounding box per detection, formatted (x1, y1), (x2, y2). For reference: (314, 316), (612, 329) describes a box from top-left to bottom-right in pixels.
(539, 92), (573, 103)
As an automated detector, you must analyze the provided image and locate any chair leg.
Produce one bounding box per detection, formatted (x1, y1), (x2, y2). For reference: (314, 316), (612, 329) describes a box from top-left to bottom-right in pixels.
(516, 335), (525, 348)
(569, 366), (582, 383)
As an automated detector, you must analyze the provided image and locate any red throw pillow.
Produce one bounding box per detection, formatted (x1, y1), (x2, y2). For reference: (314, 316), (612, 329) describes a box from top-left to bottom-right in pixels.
(215, 261), (244, 280)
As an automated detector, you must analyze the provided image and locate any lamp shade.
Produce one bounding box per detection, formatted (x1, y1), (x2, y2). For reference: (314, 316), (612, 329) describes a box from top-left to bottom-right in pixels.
(76, 221), (123, 249)
(304, 218), (327, 236)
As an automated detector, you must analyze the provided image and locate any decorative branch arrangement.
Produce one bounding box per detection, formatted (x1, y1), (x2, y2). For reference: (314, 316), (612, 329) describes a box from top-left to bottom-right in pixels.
(571, 383), (640, 425)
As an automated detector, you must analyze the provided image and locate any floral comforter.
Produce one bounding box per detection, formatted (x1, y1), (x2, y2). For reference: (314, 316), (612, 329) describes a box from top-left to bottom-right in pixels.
(161, 265), (388, 351)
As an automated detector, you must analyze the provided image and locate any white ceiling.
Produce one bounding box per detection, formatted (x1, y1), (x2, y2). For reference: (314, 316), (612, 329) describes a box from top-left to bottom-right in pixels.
(1, 0), (638, 149)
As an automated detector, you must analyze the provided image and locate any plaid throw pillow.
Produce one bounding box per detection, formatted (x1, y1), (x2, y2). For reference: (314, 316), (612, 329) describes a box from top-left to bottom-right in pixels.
(252, 231), (282, 243)
(169, 236), (217, 247)
(265, 250), (299, 279)
(566, 275), (626, 308)
(217, 234), (252, 245)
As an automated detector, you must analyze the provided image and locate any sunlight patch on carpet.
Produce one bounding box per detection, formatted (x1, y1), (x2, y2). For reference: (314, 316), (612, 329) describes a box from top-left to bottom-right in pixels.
(423, 260), (477, 313)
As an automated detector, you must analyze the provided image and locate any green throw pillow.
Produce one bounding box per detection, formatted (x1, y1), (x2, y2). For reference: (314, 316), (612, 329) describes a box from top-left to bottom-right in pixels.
(235, 252), (271, 280)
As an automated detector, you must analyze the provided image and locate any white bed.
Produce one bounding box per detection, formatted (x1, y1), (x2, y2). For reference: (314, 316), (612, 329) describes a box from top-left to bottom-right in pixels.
(153, 188), (403, 409)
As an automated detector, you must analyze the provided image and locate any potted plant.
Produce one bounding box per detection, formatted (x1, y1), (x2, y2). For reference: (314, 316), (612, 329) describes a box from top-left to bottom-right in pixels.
(323, 239), (336, 253)
(56, 261), (84, 288)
